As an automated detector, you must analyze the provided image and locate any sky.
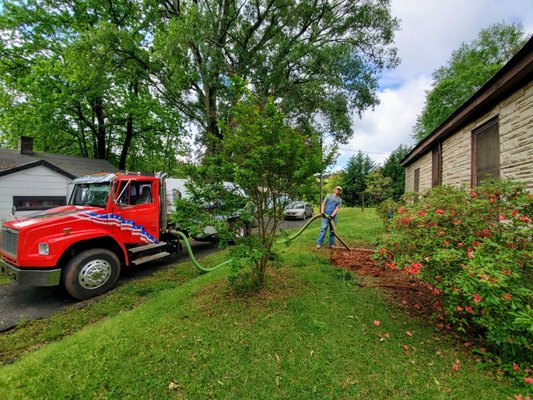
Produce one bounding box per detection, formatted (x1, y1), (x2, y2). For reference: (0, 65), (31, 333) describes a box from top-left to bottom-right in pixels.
(332, 0), (533, 172)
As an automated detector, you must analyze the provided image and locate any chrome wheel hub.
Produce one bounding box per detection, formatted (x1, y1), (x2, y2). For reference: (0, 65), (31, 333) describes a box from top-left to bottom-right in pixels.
(79, 259), (112, 289)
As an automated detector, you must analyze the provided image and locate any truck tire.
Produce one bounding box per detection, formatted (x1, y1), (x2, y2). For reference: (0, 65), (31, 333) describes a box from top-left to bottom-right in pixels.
(63, 249), (121, 300)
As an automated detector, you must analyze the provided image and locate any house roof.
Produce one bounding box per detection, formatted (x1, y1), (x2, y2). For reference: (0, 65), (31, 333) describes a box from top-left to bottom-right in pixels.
(0, 148), (118, 178)
(402, 36), (533, 167)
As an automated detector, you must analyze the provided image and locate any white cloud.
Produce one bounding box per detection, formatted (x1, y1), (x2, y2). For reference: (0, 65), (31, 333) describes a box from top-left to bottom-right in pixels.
(333, 0), (533, 171)
(335, 75), (430, 170)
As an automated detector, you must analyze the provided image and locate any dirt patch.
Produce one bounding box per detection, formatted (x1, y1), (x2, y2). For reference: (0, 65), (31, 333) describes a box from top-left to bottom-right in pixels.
(330, 247), (436, 319)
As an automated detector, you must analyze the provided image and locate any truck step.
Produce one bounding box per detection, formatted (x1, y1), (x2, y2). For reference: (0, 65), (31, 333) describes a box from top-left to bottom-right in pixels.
(131, 252), (170, 266)
(129, 242), (167, 254)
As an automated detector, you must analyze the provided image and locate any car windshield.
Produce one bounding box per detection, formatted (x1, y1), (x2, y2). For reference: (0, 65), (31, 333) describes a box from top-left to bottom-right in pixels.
(287, 202), (304, 209)
(70, 183), (110, 208)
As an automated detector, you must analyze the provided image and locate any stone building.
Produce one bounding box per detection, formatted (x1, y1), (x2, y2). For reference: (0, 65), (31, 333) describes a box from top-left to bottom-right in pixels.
(401, 36), (532, 195)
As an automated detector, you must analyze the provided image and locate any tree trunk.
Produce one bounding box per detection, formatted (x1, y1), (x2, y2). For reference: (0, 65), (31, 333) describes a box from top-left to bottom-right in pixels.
(119, 82), (139, 170)
(119, 115), (134, 170)
(93, 97), (107, 160)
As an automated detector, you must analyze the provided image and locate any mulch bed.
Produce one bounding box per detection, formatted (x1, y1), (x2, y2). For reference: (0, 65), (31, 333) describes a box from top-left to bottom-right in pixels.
(329, 247), (436, 319)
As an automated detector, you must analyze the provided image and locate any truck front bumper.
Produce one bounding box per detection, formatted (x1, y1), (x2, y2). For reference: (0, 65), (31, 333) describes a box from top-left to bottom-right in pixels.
(0, 259), (61, 287)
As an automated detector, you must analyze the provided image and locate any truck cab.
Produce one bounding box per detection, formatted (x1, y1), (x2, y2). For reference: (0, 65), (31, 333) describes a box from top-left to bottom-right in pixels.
(0, 172), (179, 300)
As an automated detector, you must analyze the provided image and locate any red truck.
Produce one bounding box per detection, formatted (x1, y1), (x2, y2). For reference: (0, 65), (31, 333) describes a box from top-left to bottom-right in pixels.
(0, 172), (188, 300)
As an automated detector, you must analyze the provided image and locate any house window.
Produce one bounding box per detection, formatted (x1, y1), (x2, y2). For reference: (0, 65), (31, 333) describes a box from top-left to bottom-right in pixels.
(472, 118), (500, 187)
(414, 168), (420, 202)
(13, 196), (66, 211)
(432, 143), (442, 187)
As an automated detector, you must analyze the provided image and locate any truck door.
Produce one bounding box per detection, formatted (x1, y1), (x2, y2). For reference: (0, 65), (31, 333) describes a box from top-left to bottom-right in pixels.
(111, 179), (160, 243)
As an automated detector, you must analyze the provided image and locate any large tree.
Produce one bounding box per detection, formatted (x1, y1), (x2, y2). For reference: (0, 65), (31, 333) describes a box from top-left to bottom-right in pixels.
(413, 22), (528, 142)
(340, 151), (375, 206)
(152, 0), (400, 152)
(0, 0), (186, 170)
(381, 144), (411, 201)
(0, 0), (400, 172)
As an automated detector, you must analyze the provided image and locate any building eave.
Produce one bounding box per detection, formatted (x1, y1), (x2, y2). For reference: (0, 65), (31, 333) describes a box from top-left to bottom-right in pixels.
(0, 160), (76, 179)
(401, 37), (533, 167)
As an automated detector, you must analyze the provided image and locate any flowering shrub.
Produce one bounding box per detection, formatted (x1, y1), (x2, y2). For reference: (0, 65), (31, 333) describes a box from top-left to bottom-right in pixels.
(374, 180), (532, 385)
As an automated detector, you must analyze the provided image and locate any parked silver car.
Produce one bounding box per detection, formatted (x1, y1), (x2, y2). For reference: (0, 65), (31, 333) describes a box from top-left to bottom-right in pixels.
(283, 201), (313, 220)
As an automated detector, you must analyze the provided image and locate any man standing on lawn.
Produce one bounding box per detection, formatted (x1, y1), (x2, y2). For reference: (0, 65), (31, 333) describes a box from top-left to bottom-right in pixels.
(316, 186), (342, 249)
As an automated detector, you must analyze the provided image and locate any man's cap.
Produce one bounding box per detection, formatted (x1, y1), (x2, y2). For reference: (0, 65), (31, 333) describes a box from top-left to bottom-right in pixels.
(335, 186), (342, 192)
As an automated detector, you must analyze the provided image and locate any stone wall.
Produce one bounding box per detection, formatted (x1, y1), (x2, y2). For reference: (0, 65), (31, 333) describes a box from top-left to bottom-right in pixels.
(404, 152), (432, 194)
(499, 82), (533, 193)
(405, 80), (533, 194)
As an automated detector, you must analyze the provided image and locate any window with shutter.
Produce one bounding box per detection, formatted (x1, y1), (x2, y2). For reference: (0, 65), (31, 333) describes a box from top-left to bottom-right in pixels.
(472, 118), (500, 187)
(414, 168), (420, 202)
(432, 143), (442, 188)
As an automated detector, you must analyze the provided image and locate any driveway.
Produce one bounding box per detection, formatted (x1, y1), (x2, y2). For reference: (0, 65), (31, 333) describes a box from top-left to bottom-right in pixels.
(0, 218), (312, 331)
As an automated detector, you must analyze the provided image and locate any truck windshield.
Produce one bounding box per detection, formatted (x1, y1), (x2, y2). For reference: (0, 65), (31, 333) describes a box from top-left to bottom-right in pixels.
(70, 183), (110, 208)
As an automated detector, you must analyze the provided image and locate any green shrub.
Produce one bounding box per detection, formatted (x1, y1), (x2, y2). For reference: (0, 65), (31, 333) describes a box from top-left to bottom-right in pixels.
(376, 198), (399, 227)
(374, 180), (532, 386)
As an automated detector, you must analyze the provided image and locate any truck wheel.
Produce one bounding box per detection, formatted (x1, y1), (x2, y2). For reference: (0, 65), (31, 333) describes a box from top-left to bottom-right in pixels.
(63, 249), (121, 300)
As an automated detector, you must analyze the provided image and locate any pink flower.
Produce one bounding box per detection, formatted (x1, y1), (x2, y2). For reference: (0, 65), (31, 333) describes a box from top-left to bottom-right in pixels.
(457, 242), (464, 248)
(431, 287), (441, 296)
(435, 209), (445, 215)
(417, 210), (426, 216)
(456, 306), (464, 312)
(476, 228), (492, 238)
(503, 268), (512, 276)
(373, 320), (381, 327)
(452, 359), (461, 371)
(437, 230), (446, 237)
(402, 345), (409, 351)
(503, 293), (512, 301)
(473, 293), (482, 303)
(513, 363), (520, 371)
(465, 306), (474, 314)
(524, 376), (533, 384)
(467, 248), (474, 259)
(519, 216), (532, 223)
(406, 262), (422, 275)
(386, 261), (397, 270)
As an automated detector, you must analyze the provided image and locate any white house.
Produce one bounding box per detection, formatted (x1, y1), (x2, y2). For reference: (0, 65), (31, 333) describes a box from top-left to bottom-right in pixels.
(0, 137), (118, 222)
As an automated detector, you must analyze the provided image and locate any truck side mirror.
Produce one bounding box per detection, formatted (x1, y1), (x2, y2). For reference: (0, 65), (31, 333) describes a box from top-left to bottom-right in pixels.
(11, 205), (16, 217)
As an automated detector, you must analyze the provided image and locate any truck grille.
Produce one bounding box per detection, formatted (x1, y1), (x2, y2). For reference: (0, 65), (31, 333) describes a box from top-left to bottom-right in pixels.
(1, 227), (18, 257)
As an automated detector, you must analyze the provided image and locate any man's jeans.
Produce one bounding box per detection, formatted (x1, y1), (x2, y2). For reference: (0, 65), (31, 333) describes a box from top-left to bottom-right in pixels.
(316, 216), (337, 246)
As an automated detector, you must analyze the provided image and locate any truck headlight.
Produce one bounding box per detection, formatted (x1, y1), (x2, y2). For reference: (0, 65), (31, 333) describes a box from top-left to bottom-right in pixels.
(38, 242), (50, 255)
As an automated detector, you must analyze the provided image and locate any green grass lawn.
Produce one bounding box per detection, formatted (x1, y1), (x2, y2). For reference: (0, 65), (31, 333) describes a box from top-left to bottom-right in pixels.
(0, 208), (526, 399)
